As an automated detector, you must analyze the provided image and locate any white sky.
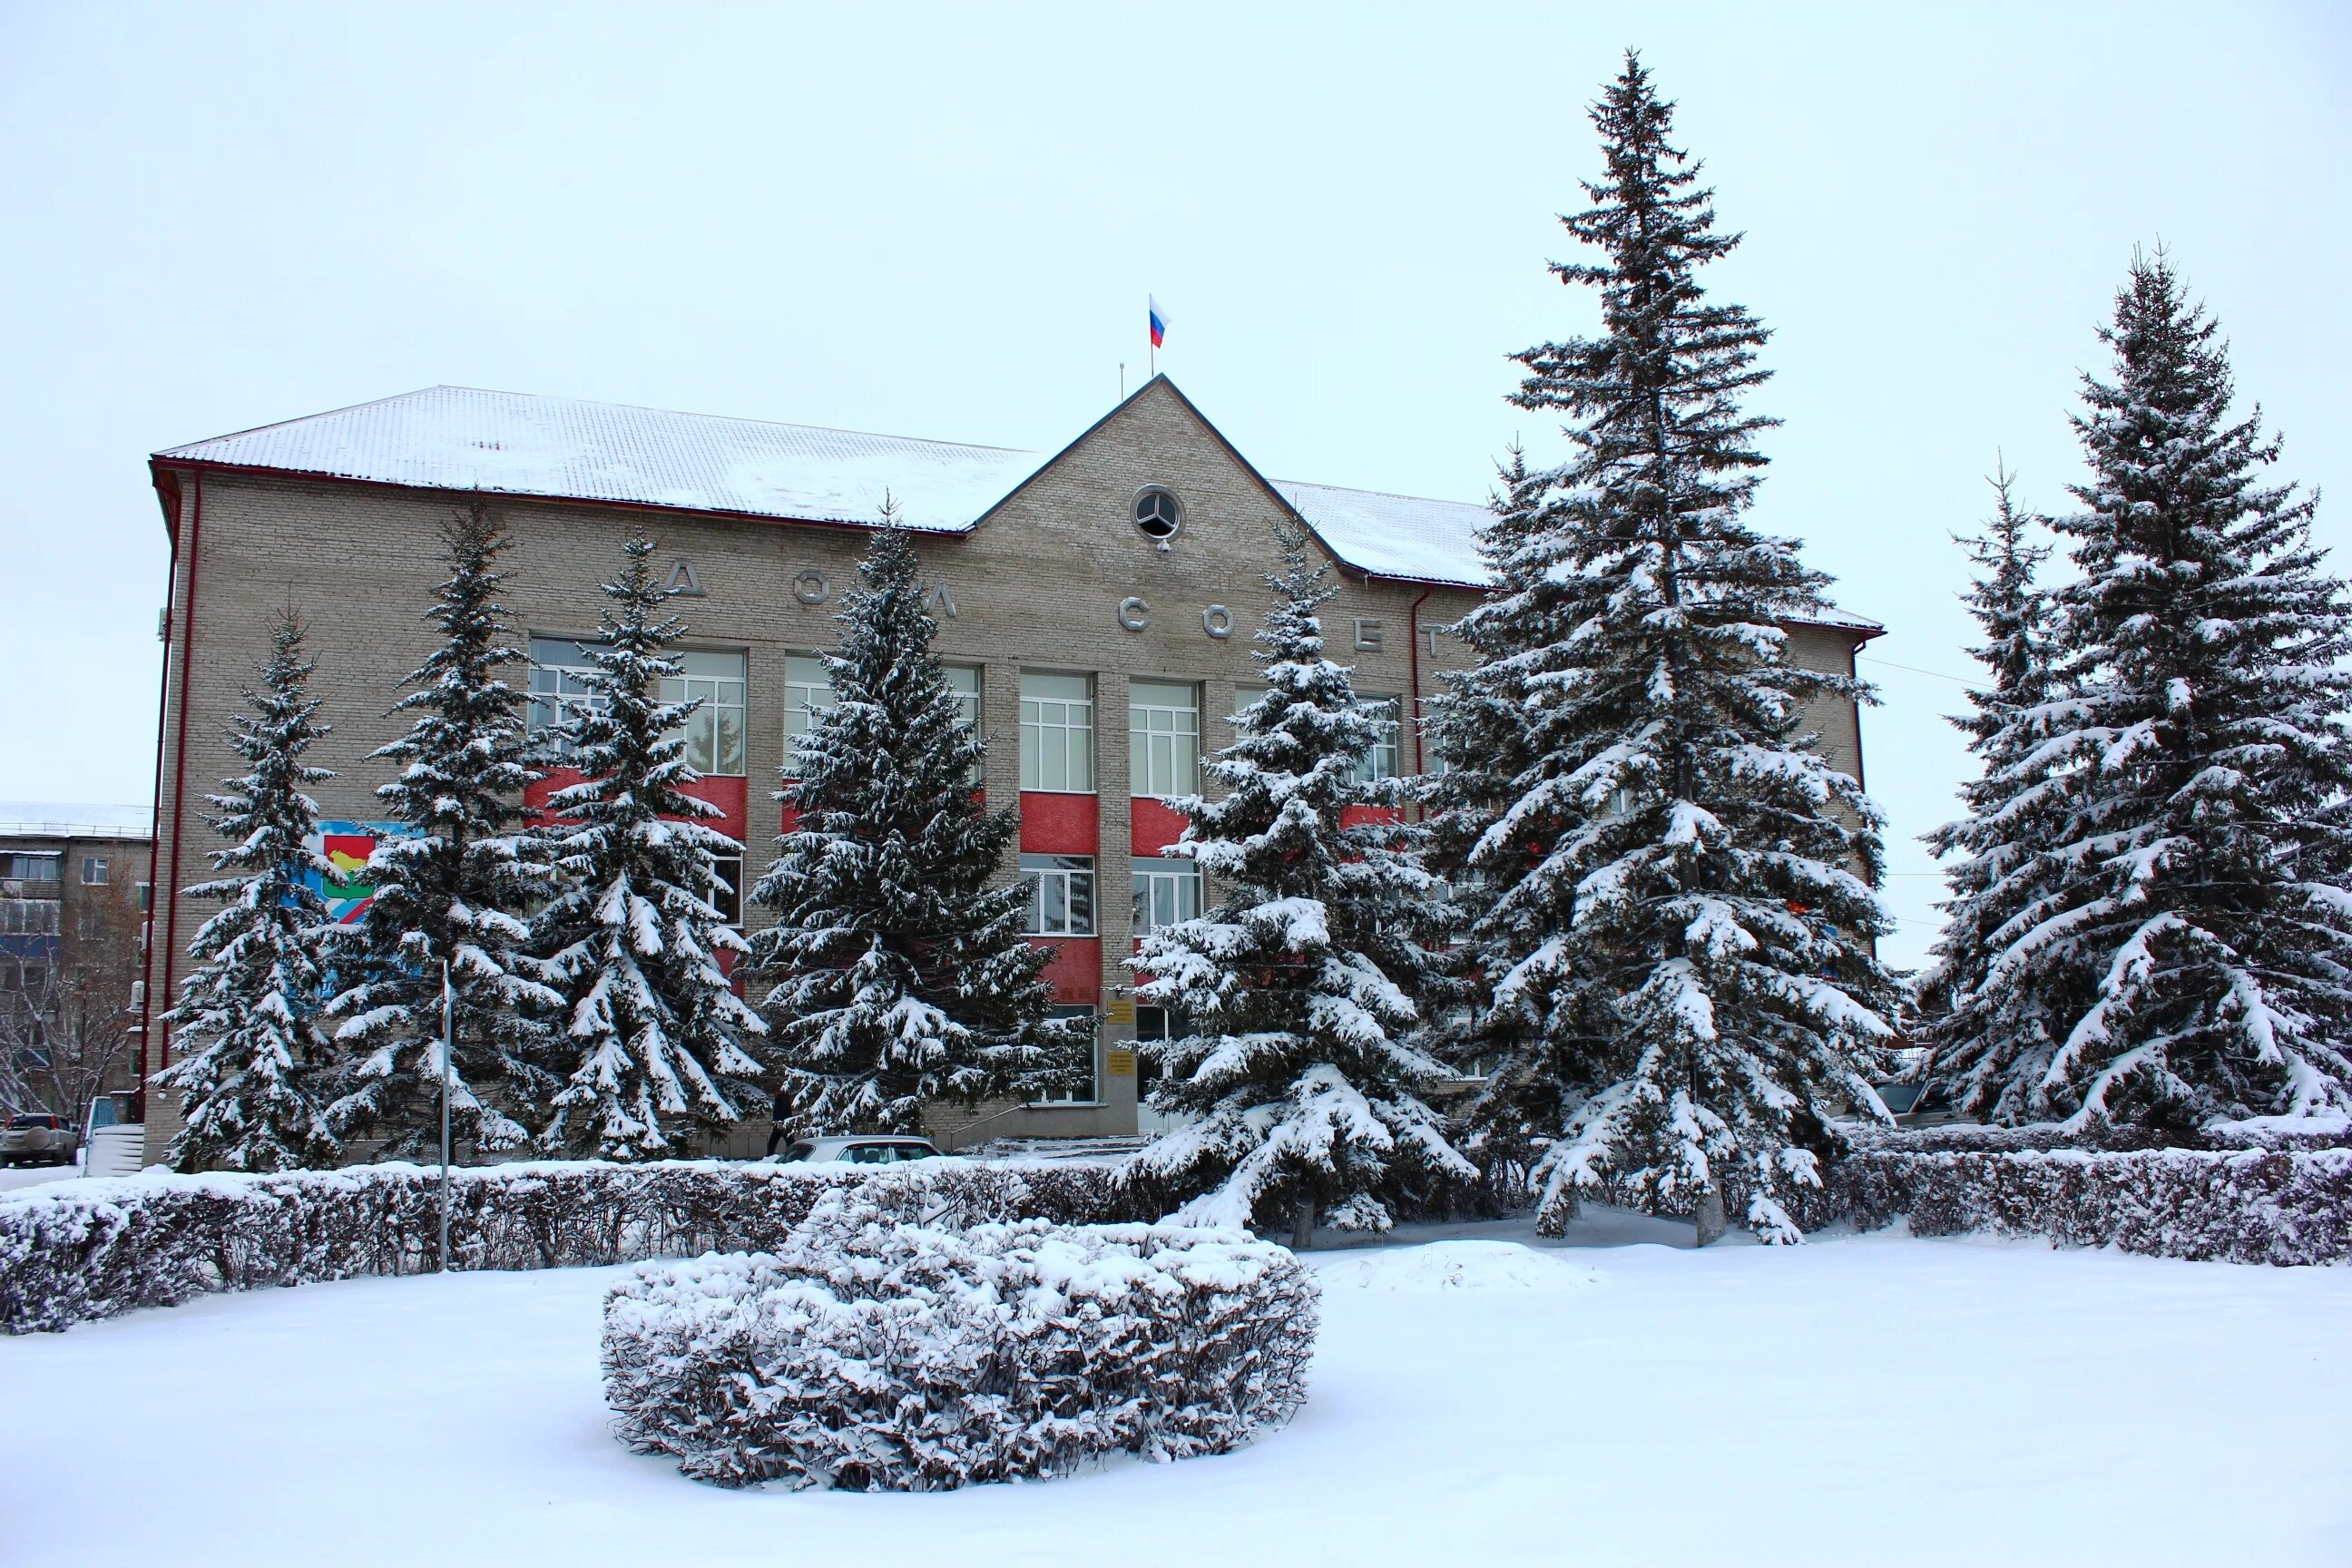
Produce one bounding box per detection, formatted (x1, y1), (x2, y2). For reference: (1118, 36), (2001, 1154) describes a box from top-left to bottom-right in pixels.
(2, 1), (2347, 968)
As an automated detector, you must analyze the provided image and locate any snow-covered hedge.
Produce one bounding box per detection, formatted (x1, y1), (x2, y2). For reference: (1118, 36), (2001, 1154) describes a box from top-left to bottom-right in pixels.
(0, 1158), (1137, 1335)
(1835, 1145), (2352, 1265)
(602, 1190), (1318, 1490)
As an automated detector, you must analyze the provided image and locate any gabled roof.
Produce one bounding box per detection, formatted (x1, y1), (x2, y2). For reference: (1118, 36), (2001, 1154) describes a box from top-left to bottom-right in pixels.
(152, 382), (1882, 636)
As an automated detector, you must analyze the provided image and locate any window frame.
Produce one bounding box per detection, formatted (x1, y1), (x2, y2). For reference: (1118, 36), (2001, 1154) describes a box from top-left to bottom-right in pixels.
(527, 636), (607, 759)
(1132, 485), (1183, 542)
(0, 853), (63, 884)
(783, 652), (838, 773)
(1131, 856), (1202, 936)
(79, 856), (108, 887)
(1350, 695), (1404, 785)
(533, 636), (748, 778)
(709, 853), (744, 927)
(659, 648), (749, 779)
(1018, 853), (1097, 937)
(1019, 671), (1096, 794)
(944, 662), (984, 784)
(1128, 679), (1201, 799)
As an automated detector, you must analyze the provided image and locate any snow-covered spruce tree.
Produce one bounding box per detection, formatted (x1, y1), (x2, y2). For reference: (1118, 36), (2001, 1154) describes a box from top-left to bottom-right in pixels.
(325, 501), (561, 1155)
(1981, 251), (2352, 1133)
(1422, 52), (1898, 1242)
(153, 610), (341, 1172)
(1133, 534), (1474, 1248)
(532, 534), (769, 1159)
(1420, 446), (1609, 1192)
(1917, 466), (2073, 1120)
(749, 516), (1076, 1136)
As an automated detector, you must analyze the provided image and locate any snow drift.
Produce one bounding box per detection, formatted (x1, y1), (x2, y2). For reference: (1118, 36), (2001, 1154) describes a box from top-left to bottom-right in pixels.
(1313, 1240), (1600, 1293)
(602, 1190), (1318, 1490)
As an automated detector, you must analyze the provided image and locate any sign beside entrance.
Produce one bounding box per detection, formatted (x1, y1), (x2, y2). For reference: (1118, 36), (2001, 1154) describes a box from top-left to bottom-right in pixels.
(1104, 1050), (1137, 1077)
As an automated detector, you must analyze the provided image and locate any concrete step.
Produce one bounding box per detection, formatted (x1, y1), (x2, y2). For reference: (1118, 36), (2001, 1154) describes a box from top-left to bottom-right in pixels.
(85, 1125), (145, 1179)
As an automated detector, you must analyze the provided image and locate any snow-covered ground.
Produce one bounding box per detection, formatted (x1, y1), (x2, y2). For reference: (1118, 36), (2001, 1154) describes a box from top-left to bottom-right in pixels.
(4, 1213), (2347, 1567)
(0, 1164), (76, 1193)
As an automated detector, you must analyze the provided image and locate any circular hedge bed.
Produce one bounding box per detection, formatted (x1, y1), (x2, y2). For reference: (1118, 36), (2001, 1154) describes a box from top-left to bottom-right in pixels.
(601, 1189), (1320, 1490)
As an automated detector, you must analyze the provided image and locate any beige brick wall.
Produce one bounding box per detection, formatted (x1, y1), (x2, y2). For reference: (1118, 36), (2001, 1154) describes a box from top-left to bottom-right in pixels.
(140, 379), (1871, 1161)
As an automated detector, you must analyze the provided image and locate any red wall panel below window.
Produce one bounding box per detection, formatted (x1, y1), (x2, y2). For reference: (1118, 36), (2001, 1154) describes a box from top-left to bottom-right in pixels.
(1130, 797), (1191, 856)
(528, 769), (750, 843)
(1020, 792), (1100, 855)
(679, 775), (749, 842)
(1031, 937), (1102, 1004)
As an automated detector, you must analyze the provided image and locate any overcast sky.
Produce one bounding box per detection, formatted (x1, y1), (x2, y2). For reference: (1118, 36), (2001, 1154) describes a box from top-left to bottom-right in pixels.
(3, 1), (2347, 966)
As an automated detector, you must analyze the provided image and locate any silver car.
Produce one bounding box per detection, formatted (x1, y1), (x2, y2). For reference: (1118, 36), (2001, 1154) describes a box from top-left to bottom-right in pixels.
(774, 1135), (948, 1166)
(1, 1113), (78, 1167)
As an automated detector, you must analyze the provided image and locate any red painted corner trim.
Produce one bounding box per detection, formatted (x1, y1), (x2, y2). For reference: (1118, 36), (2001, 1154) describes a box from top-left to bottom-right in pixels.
(155, 473), (203, 1073)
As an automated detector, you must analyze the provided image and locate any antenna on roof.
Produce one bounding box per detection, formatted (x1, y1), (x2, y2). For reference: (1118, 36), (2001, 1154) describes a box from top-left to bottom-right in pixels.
(1120, 362), (1126, 401)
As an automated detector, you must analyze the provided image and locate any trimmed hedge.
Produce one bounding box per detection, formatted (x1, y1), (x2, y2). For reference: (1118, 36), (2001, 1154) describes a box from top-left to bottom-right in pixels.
(603, 1189), (1319, 1490)
(1833, 1145), (2352, 1265)
(0, 1158), (1140, 1335)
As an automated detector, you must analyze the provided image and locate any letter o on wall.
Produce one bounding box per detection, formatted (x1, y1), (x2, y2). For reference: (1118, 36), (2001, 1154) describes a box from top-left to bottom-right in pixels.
(793, 571), (828, 605)
(1117, 596), (1151, 632)
(1201, 604), (1233, 640)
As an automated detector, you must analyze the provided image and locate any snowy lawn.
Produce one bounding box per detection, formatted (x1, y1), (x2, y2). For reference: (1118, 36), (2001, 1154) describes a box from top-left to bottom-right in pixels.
(4, 1212), (2348, 1567)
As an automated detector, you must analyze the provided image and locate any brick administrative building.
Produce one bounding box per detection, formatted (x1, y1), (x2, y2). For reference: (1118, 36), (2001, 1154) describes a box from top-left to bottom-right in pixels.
(135, 377), (1882, 1161)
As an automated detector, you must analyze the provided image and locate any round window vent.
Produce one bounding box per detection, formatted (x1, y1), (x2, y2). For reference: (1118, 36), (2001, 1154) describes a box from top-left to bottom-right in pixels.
(1133, 486), (1182, 542)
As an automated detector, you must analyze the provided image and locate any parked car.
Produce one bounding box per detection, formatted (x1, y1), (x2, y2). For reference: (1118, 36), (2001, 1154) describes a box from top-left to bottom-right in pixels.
(1, 1113), (79, 1167)
(775, 1135), (949, 1166)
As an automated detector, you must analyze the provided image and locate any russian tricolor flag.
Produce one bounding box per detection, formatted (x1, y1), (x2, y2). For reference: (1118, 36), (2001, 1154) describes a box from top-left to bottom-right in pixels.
(1148, 296), (1167, 348)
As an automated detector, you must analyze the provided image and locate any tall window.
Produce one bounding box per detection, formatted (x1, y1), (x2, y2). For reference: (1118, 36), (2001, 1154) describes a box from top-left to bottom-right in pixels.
(1033, 1004), (1101, 1104)
(1350, 696), (1403, 784)
(945, 663), (981, 736)
(1230, 684), (1268, 733)
(784, 653), (837, 770)
(1018, 853), (1095, 936)
(1133, 1004), (1192, 1132)
(1132, 858), (1201, 936)
(945, 664), (983, 784)
(528, 637), (603, 755)
(661, 650), (747, 777)
(1020, 672), (1093, 792)
(534, 638), (747, 777)
(1129, 680), (1200, 798)
(1230, 686), (1397, 781)
(710, 855), (742, 926)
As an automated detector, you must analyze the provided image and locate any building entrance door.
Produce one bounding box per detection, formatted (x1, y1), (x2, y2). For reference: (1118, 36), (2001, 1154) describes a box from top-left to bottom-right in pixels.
(1132, 1005), (1191, 1135)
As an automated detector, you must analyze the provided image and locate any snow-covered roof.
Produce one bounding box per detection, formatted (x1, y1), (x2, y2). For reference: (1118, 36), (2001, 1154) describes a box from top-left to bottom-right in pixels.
(152, 386), (1512, 581)
(1271, 478), (1491, 588)
(0, 803), (152, 840)
(154, 385), (1880, 634)
(156, 386), (1048, 535)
